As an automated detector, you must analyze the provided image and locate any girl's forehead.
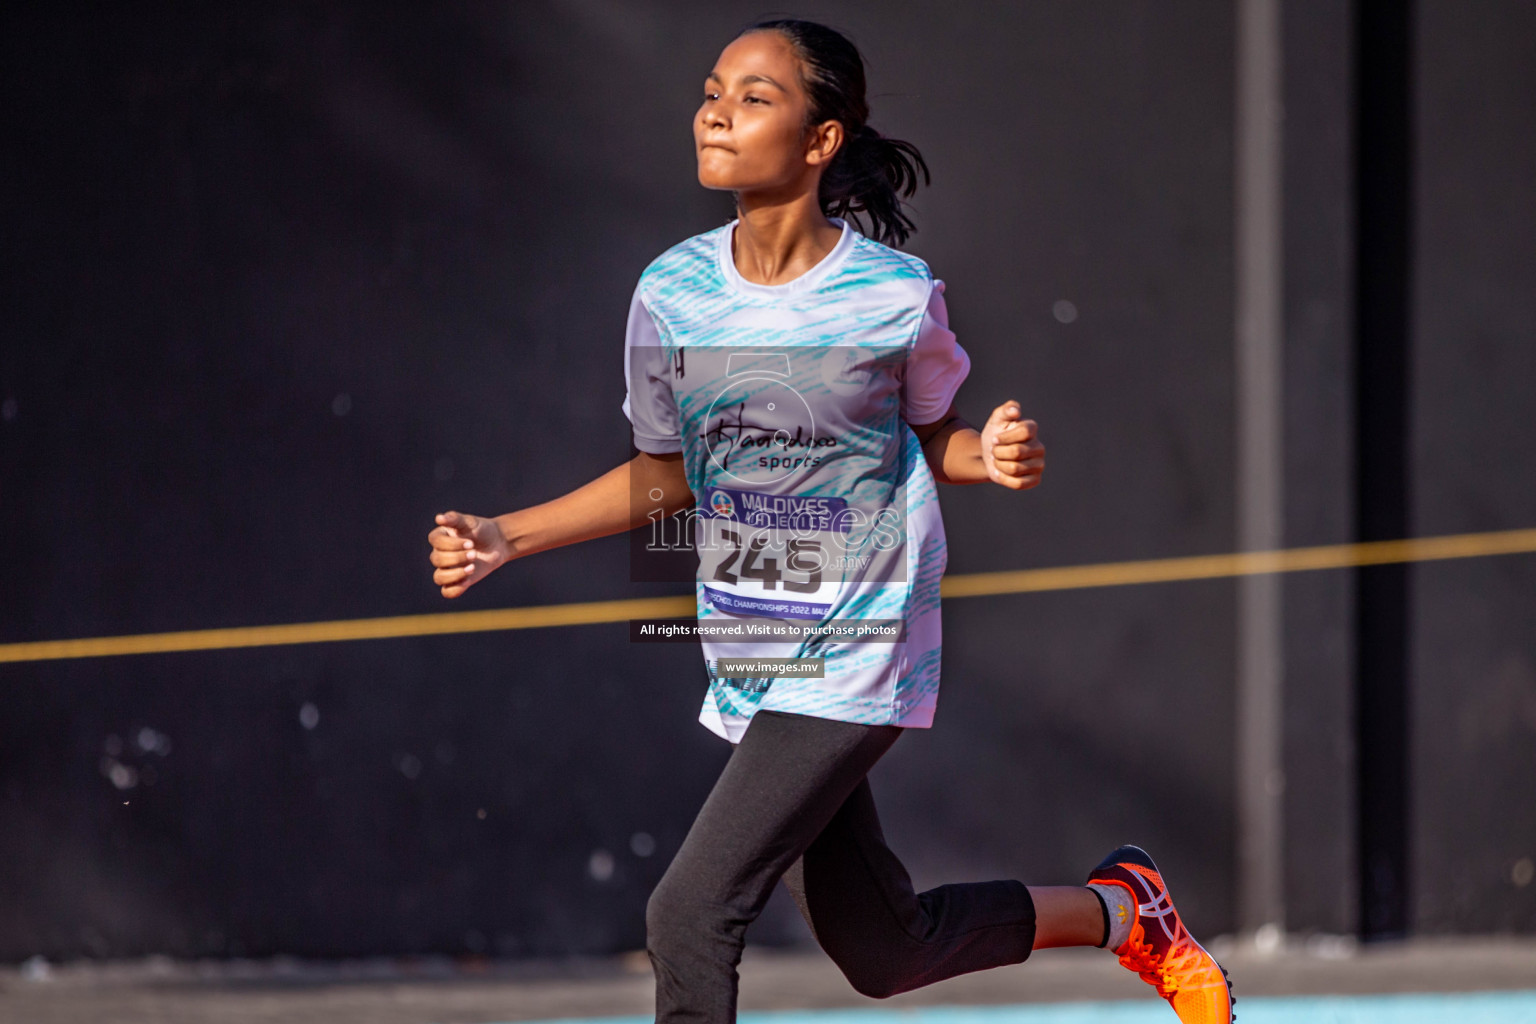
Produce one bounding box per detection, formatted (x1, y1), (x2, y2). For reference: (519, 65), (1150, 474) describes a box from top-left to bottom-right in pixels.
(711, 31), (801, 84)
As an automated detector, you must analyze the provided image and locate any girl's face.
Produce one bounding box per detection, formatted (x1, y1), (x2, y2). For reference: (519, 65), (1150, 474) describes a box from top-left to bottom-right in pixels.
(694, 31), (841, 196)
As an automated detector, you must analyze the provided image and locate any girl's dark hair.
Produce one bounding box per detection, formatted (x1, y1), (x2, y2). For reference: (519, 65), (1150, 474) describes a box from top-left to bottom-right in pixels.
(743, 18), (930, 247)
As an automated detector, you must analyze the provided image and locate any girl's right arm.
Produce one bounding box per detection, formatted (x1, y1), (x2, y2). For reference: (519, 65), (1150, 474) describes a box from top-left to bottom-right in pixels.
(426, 450), (692, 599)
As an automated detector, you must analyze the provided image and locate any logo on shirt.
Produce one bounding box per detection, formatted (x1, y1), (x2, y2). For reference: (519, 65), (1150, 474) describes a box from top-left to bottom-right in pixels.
(703, 351), (835, 484)
(708, 489), (736, 519)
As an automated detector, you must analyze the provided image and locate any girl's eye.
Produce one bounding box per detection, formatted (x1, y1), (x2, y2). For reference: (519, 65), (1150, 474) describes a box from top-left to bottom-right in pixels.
(703, 91), (719, 101)
(744, 95), (766, 105)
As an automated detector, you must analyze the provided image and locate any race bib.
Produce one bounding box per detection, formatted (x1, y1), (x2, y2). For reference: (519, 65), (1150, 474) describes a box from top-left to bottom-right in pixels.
(696, 484), (905, 620)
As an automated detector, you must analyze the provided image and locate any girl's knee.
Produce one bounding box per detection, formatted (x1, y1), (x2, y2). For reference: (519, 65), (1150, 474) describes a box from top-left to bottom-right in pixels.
(840, 962), (907, 1000)
(645, 876), (718, 953)
(645, 878), (685, 944)
(823, 945), (911, 999)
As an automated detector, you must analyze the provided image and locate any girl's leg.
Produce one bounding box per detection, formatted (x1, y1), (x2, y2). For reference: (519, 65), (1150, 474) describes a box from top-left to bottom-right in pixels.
(645, 709), (902, 1023)
(779, 775), (1039, 998)
(1027, 885), (1111, 948)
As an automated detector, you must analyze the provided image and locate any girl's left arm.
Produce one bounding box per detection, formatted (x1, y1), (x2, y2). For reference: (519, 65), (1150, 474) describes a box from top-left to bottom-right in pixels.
(910, 399), (1045, 489)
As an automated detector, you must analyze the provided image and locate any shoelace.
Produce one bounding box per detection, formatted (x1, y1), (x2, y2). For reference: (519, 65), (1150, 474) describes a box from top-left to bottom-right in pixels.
(1119, 922), (1223, 999)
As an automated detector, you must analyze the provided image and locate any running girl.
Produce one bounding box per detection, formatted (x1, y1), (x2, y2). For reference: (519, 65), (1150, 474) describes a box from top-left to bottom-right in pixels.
(427, 18), (1233, 1024)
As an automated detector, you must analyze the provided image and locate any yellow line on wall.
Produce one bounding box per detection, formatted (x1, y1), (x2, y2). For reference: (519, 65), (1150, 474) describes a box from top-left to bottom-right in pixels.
(939, 526), (1536, 597)
(0, 596), (697, 665)
(2, 527), (1534, 665)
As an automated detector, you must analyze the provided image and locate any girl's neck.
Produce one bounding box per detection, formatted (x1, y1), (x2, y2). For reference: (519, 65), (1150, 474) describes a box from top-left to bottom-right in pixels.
(731, 192), (843, 287)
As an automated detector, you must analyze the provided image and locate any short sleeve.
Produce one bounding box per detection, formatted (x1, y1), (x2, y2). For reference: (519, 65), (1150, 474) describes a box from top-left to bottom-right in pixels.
(621, 281), (683, 453)
(901, 279), (972, 424)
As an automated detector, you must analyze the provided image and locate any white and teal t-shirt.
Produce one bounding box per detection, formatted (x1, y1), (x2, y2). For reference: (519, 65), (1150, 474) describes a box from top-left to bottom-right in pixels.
(621, 218), (971, 743)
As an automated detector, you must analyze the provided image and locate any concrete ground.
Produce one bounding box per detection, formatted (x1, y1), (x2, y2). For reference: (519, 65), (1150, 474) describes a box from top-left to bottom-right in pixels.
(2, 936), (1534, 1024)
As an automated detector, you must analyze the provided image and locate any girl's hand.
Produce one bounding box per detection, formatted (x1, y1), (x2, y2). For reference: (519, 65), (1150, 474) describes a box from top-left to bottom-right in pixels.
(980, 401), (1045, 490)
(428, 510), (511, 598)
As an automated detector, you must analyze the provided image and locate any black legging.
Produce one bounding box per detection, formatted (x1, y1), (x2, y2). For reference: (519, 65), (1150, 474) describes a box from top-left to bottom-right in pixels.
(646, 709), (1037, 1022)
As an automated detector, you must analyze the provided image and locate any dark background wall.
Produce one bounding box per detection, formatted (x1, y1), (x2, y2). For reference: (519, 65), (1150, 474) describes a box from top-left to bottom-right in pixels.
(1410, 0), (1536, 933)
(0, 1), (1531, 961)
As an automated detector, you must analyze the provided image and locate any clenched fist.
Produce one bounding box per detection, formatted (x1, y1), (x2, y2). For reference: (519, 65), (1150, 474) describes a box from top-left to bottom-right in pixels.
(980, 401), (1045, 490)
(427, 510), (511, 598)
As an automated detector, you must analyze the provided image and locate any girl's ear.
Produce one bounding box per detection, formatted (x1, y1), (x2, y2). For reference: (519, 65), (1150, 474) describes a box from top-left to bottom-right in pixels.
(805, 120), (844, 167)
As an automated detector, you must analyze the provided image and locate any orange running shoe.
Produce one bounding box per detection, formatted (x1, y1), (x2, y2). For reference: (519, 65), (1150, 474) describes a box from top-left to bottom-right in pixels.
(1087, 845), (1235, 1023)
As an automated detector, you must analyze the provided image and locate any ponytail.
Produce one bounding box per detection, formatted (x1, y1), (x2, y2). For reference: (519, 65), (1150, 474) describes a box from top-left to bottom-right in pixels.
(744, 19), (931, 248)
(820, 124), (929, 247)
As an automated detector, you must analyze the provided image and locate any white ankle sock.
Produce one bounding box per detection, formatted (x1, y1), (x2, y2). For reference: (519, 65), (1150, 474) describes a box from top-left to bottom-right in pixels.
(1087, 882), (1136, 951)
